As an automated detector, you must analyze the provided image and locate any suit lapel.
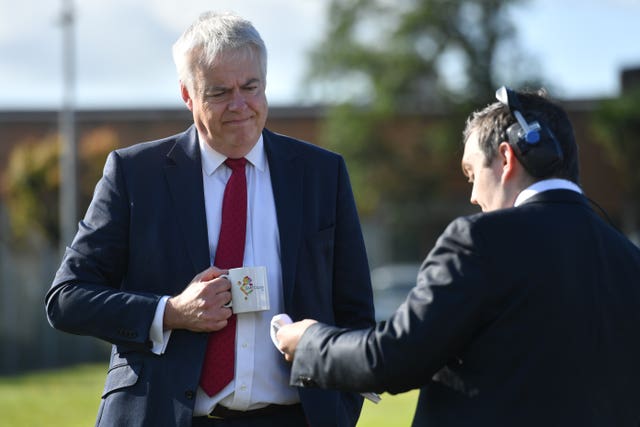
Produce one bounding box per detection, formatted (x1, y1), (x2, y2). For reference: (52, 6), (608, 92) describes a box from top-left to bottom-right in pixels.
(263, 130), (303, 308)
(164, 126), (210, 274)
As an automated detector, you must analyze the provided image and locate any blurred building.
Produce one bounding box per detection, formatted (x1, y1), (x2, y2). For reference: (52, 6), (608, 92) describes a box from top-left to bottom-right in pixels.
(0, 94), (628, 232)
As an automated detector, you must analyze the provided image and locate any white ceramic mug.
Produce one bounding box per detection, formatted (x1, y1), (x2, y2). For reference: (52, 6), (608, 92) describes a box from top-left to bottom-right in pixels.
(223, 266), (270, 313)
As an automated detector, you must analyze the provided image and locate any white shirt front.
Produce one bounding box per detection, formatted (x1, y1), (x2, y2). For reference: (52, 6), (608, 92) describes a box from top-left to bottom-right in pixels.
(150, 134), (299, 417)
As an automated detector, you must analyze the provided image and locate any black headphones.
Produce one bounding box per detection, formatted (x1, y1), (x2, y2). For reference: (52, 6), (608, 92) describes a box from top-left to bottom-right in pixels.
(495, 86), (563, 177)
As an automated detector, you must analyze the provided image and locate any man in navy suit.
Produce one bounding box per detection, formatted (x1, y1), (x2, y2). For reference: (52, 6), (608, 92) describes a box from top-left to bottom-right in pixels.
(277, 88), (640, 426)
(45, 11), (374, 427)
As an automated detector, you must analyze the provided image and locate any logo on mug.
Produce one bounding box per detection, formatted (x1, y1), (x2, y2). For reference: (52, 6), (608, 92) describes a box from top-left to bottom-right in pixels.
(237, 275), (255, 299)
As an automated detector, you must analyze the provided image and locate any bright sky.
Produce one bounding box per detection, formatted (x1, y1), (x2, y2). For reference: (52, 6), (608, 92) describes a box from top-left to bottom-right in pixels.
(1, 0), (639, 109)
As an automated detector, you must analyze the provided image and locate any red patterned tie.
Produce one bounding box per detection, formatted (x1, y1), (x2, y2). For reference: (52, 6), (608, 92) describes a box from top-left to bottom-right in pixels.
(200, 157), (247, 396)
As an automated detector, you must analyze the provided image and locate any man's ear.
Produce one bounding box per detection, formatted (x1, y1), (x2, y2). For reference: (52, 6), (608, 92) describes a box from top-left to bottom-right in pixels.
(498, 141), (519, 183)
(180, 82), (194, 111)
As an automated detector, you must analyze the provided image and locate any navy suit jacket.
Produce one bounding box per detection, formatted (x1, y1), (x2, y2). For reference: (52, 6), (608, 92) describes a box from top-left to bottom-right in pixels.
(45, 126), (375, 426)
(290, 190), (640, 426)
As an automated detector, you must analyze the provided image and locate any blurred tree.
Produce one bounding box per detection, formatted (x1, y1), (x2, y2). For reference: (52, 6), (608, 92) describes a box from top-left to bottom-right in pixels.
(3, 127), (120, 247)
(306, 0), (541, 258)
(309, 0), (537, 110)
(306, 0), (541, 207)
(592, 87), (640, 238)
(3, 135), (60, 245)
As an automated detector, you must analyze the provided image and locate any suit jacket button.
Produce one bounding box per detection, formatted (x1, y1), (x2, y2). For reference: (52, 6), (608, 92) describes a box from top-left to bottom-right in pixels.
(185, 390), (195, 400)
(300, 376), (314, 387)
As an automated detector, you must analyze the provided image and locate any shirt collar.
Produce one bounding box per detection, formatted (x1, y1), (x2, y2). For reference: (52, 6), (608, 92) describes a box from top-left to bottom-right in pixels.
(198, 132), (266, 176)
(514, 178), (583, 207)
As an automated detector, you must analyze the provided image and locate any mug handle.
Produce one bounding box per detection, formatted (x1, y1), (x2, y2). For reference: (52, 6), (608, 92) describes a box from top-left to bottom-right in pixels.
(220, 274), (233, 308)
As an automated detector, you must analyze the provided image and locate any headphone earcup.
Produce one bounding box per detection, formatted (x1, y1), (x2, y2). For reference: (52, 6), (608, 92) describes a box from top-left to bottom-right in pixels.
(506, 122), (563, 177)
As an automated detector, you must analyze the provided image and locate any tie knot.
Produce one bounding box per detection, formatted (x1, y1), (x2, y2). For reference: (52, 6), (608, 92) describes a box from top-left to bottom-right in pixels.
(225, 157), (247, 172)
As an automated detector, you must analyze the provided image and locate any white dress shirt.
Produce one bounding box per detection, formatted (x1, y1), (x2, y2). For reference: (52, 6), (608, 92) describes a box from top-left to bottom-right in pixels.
(514, 178), (582, 207)
(149, 134), (299, 417)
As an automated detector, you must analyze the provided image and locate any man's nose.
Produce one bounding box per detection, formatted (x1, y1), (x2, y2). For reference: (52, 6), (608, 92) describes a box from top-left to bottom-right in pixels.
(228, 90), (247, 110)
(469, 187), (478, 205)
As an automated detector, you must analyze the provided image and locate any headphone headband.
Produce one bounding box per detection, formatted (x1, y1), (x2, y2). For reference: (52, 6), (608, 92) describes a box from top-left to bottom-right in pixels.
(495, 86), (563, 177)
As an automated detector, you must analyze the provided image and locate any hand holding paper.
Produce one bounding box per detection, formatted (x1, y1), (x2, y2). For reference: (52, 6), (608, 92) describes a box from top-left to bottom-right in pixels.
(271, 314), (316, 361)
(270, 313), (292, 354)
(270, 314), (381, 404)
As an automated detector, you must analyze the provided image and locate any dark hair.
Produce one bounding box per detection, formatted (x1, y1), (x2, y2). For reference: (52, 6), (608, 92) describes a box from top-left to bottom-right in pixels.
(463, 88), (580, 183)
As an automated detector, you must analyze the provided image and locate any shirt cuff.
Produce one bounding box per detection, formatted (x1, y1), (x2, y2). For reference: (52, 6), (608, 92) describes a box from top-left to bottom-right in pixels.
(150, 295), (172, 355)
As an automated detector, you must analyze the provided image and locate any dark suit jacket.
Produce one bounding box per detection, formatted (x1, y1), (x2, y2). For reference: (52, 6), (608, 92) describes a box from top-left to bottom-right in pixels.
(291, 190), (640, 426)
(45, 126), (375, 427)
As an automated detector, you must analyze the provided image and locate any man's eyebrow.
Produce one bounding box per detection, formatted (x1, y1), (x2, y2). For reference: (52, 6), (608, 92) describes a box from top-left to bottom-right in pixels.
(204, 78), (261, 92)
(203, 85), (227, 93)
(242, 78), (261, 86)
(461, 162), (470, 176)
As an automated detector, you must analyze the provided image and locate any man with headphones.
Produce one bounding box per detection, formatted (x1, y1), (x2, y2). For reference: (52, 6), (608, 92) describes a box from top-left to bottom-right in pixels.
(276, 87), (640, 426)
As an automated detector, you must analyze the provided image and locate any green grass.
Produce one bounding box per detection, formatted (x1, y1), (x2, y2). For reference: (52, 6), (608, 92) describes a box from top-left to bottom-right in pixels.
(357, 390), (418, 426)
(0, 363), (105, 427)
(0, 363), (418, 426)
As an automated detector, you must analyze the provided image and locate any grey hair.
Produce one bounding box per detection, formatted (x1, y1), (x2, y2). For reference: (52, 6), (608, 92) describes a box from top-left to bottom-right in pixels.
(172, 11), (267, 91)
